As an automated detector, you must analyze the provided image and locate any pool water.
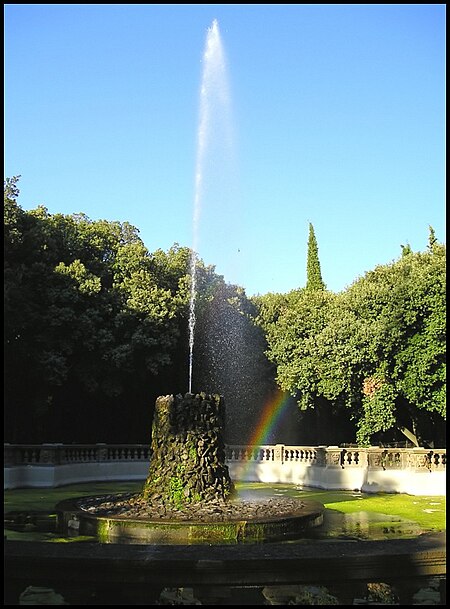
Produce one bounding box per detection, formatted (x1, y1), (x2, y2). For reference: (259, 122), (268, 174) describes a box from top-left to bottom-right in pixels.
(4, 481), (444, 544)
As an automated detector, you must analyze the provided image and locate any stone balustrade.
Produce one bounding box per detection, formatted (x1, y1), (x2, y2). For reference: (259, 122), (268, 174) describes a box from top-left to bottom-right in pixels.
(4, 443), (446, 494)
(4, 443), (151, 490)
(225, 444), (447, 472)
(3, 443), (151, 466)
(225, 444), (446, 496)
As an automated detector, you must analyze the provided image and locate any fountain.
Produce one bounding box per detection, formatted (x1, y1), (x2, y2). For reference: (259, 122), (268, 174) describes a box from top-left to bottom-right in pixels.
(56, 392), (323, 544)
(56, 18), (323, 546)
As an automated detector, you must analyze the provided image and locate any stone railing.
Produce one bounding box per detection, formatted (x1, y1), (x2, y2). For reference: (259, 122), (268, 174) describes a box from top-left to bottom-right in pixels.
(4, 443), (446, 494)
(4, 444), (152, 490)
(225, 444), (447, 472)
(225, 444), (446, 496)
(4, 443), (151, 466)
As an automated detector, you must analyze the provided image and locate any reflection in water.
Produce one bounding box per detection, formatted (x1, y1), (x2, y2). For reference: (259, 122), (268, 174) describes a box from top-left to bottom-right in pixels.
(309, 509), (422, 541)
(233, 484), (423, 542)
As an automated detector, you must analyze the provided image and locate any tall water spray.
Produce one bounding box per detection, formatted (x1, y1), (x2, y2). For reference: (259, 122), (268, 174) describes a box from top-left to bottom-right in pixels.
(188, 19), (233, 393)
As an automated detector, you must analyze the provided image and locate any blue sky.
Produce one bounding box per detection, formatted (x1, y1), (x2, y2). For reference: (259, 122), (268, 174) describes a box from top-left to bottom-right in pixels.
(4, 4), (446, 296)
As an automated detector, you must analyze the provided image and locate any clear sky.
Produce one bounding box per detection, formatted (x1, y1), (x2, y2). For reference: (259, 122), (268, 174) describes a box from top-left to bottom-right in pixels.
(4, 4), (446, 296)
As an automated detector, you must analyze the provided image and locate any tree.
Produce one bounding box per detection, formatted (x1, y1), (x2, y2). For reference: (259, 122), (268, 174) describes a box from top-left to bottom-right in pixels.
(254, 288), (357, 445)
(306, 223), (326, 291)
(255, 231), (446, 447)
(5, 177), (268, 443)
(345, 237), (446, 445)
(4, 180), (191, 442)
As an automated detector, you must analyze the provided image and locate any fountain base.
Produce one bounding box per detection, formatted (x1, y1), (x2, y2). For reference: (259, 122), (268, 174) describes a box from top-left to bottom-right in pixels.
(56, 493), (324, 544)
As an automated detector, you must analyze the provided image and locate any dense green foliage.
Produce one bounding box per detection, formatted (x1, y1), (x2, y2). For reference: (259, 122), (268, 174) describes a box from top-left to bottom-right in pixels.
(4, 177), (273, 443)
(306, 223), (326, 291)
(5, 177), (191, 441)
(254, 227), (446, 447)
(4, 177), (446, 446)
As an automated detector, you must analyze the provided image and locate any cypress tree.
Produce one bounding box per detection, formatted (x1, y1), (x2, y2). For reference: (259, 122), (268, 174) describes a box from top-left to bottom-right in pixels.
(306, 222), (326, 291)
(427, 225), (437, 251)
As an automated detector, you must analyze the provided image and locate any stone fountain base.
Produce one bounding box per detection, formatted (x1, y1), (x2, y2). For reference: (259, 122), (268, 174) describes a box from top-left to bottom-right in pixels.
(56, 493), (324, 544)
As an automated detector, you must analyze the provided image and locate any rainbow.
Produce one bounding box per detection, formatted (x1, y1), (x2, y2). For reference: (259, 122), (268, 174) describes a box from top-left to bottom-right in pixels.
(246, 387), (292, 448)
(232, 388), (292, 487)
